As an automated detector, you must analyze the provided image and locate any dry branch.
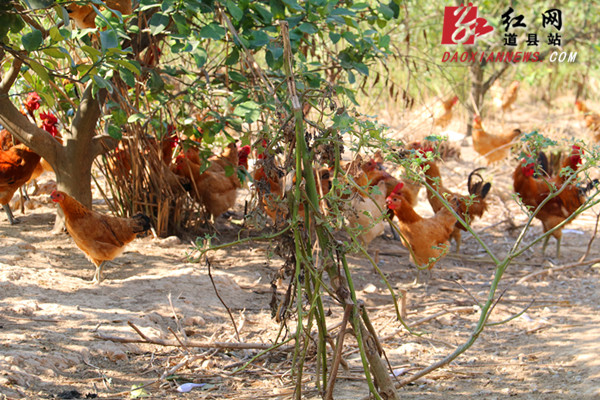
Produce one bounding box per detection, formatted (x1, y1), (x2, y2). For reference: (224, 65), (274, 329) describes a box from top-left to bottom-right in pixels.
(516, 257), (600, 284)
(93, 331), (294, 352)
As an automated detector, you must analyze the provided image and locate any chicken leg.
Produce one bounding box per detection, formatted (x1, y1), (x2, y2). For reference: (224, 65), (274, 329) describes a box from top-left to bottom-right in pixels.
(2, 204), (18, 224)
(92, 261), (106, 284)
(542, 235), (561, 259)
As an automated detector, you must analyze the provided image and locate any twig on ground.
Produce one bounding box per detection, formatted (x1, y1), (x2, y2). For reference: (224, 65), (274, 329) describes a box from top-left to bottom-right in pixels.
(578, 212), (600, 262)
(206, 256), (240, 341)
(516, 257), (600, 284)
(94, 330), (294, 351)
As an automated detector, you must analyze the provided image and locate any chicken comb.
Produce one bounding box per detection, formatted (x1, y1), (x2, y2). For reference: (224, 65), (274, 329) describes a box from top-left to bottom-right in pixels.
(24, 92), (41, 112)
(390, 182), (404, 195)
(239, 145), (251, 156)
(570, 145), (583, 166)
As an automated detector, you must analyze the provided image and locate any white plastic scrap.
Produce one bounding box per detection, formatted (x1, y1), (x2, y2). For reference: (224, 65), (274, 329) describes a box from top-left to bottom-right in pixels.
(176, 383), (206, 393)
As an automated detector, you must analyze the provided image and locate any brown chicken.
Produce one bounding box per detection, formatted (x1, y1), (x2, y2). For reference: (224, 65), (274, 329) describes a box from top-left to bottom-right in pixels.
(494, 81), (520, 113)
(422, 161), (491, 252)
(238, 145), (251, 171)
(386, 182), (457, 275)
(472, 116), (522, 164)
(433, 95), (459, 128)
(173, 143), (242, 219)
(406, 139), (461, 160)
(345, 179), (387, 248)
(253, 163), (331, 223)
(26, 112), (63, 192)
(50, 190), (151, 283)
(0, 129), (15, 150)
(67, 0), (132, 29)
(574, 100), (600, 141)
(513, 146), (586, 258)
(0, 144), (42, 224)
(361, 157), (419, 207)
(252, 148), (285, 222)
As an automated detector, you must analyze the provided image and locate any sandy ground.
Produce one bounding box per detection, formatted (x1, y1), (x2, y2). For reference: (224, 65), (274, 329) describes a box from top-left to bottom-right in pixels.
(1, 96), (600, 399)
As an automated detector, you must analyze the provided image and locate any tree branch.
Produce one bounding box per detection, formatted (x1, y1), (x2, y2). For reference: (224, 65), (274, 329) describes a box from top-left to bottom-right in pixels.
(70, 84), (106, 143)
(0, 96), (61, 166)
(0, 57), (23, 94)
(92, 134), (119, 156)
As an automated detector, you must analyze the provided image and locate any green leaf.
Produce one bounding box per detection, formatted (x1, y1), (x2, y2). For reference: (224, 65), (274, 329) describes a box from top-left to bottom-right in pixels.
(130, 384), (149, 399)
(172, 13), (190, 35)
(270, 0), (285, 19)
(342, 31), (356, 45)
(247, 30), (270, 48)
(329, 32), (341, 44)
(148, 70), (164, 93)
(81, 45), (102, 59)
(114, 59), (141, 76)
(379, 34), (390, 49)
(49, 26), (64, 42)
(233, 101), (261, 123)
(127, 113), (146, 123)
(111, 108), (128, 126)
(42, 48), (67, 59)
(160, 0), (176, 12)
(379, 3), (393, 20)
(99, 30), (119, 51)
(225, 48), (239, 65)
(331, 8), (355, 17)
(388, 1), (400, 18)
(354, 62), (368, 76)
(228, 71), (247, 83)
(37, 91), (55, 108)
(253, 3), (273, 23)
(108, 124), (123, 140)
(282, 0), (303, 11)
(120, 68), (135, 87)
(9, 15), (26, 34)
(22, 29), (43, 51)
(93, 75), (113, 93)
(148, 12), (170, 35)
(298, 23), (317, 34)
(193, 48), (208, 68)
(199, 23), (225, 40)
(226, 0), (244, 21)
(27, 0), (55, 9)
(28, 60), (50, 83)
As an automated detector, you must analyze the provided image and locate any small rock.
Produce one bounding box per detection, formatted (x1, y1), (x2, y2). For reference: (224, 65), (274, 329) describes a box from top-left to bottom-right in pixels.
(13, 301), (41, 316)
(145, 312), (165, 325)
(362, 283), (378, 293)
(16, 241), (35, 251)
(37, 181), (57, 195)
(183, 316), (206, 327)
(156, 236), (181, 247)
(24, 200), (37, 210)
(57, 389), (81, 399)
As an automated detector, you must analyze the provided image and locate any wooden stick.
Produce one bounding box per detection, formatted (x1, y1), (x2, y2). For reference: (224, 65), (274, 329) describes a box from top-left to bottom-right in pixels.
(380, 306), (475, 341)
(516, 257), (600, 284)
(325, 303), (352, 400)
(94, 331), (294, 351)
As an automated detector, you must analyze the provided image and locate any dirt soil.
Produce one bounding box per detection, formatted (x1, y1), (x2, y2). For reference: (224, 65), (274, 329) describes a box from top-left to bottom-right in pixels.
(1, 96), (600, 400)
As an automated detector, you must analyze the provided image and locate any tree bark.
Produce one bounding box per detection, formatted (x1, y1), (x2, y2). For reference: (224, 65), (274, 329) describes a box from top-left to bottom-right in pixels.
(0, 64), (108, 213)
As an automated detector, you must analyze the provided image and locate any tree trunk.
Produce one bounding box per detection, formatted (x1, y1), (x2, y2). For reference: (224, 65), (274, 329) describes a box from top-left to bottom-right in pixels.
(0, 64), (112, 231)
(467, 61), (484, 138)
